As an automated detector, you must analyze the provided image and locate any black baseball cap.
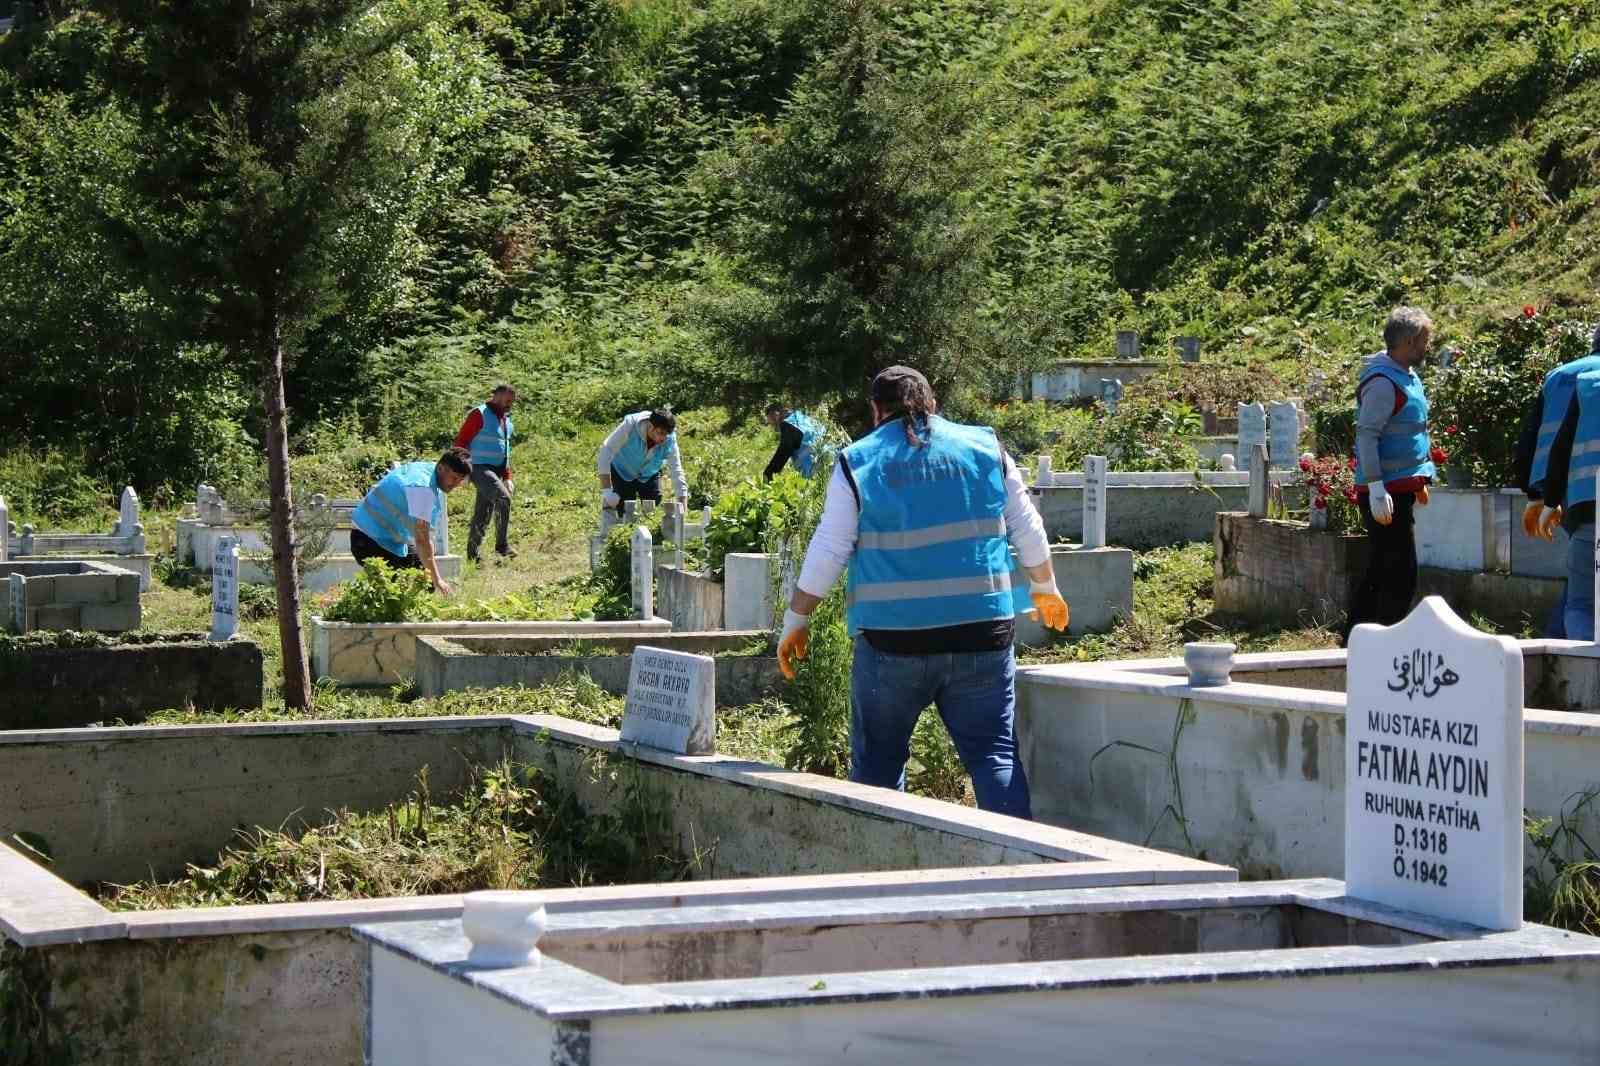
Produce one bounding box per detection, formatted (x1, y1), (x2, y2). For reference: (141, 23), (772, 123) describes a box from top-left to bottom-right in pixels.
(870, 365), (932, 402)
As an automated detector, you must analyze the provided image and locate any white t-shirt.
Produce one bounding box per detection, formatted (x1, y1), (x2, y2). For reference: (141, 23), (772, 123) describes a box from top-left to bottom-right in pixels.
(404, 487), (439, 523)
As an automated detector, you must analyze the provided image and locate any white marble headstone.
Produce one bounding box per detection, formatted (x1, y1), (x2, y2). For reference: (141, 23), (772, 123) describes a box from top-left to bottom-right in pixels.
(1237, 403), (1267, 459)
(619, 646), (715, 755)
(1247, 444), (1269, 518)
(1268, 401), (1300, 469)
(118, 487), (140, 538)
(1034, 454), (1053, 489)
(630, 525), (654, 621)
(210, 535), (240, 641)
(1345, 596), (1523, 931)
(1082, 455), (1108, 549)
(0, 496), (7, 563)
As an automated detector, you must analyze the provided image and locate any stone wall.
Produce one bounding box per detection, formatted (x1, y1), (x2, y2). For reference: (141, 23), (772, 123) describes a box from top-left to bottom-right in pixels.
(1213, 512), (1369, 627)
(657, 566), (724, 630)
(3, 560), (142, 633)
(0, 637), (264, 728)
(1033, 482), (1253, 549)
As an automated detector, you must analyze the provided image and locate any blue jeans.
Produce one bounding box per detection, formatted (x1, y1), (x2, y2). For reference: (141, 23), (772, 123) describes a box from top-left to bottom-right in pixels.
(849, 635), (1032, 820)
(1564, 523), (1595, 642)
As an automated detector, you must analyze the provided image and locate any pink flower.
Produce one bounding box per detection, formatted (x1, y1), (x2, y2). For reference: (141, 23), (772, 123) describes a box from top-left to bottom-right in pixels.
(1343, 488), (1359, 503)
(1347, 456), (1358, 471)
(1445, 425), (1458, 435)
(1313, 497), (1327, 509)
(1299, 457), (1312, 472)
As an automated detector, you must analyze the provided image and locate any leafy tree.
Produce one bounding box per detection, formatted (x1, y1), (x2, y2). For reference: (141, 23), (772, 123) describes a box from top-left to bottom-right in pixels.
(79, 0), (492, 706)
(702, 0), (1001, 412)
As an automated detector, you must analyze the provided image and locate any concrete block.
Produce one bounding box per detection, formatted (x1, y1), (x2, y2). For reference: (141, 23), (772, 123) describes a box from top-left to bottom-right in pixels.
(115, 571), (142, 603)
(35, 605), (80, 631)
(78, 603), (142, 632)
(1015, 545), (1133, 646)
(18, 575), (54, 606)
(658, 566), (724, 631)
(53, 573), (117, 604)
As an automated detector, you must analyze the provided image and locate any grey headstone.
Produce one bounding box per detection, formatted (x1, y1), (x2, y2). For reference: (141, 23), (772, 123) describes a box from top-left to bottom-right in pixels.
(0, 496), (7, 563)
(1116, 330), (1141, 359)
(619, 646), (715, 755)
(1346, 597), (1523, 931)
(1247, 445), (1269, 518)
(630, 525), (654, 621)
(1177, 336), (1201, 363)
(1237, 403), (1267, 459)
(1268, 401), (1301, 470)
(1082, 455), (1108, 549)
(210, 535), (240, 641)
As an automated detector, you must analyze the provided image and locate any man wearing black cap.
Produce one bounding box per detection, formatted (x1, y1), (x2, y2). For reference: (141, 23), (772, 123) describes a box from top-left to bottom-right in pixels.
(776, 366), (1069, 819)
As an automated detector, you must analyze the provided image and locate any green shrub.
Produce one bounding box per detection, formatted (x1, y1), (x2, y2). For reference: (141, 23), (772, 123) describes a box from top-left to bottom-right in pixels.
(323, 560), (439, 624)
(985, 401), (1066, 459)
(589, 510), (666, 621)
(779, 590), (852, 778)
(703, 473), (805, 578)
(1054, 396), (1202, 472)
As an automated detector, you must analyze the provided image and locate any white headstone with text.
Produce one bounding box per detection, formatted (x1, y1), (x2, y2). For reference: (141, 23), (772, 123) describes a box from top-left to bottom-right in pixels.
(1268, 401), (1300, 469)
(1345, 597), (1523, 931)
(1238, 403), (1267, 460)
(630, 525), (654, 621)
(210, 535), (240, 641)
(619, 646), (715, 755)
(1082, 455), (1108, 549)
(118, 486), (140, 538)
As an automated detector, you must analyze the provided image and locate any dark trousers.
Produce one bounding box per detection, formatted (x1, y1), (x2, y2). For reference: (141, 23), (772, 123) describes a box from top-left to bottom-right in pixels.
(1343, 491), (1417, 643)
(609, 464), (661, 512)
(351, 527), (421, 571)
(467, 465), (511, 559)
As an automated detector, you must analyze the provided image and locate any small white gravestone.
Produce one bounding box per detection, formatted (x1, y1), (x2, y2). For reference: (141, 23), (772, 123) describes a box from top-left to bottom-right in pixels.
(1082, 455), (1108, 549)
(1346, 597), (1523, 931)
(1247, 444), (1269, 518)
(210, 535), (240, 641)
(0, 495), (8, 562)
(1116, 330), (1141, 359)
(1238, 403), (1268, 460)
(117, 487), (140, 538)
(619, 646), (715, 755)
(630, 525), (654, 621)
(1268, 401), (1301, 469)
(1217, 453), (1236, 472)
(1034, 454), (1053, 489)
(1177, 336), (1201, 363)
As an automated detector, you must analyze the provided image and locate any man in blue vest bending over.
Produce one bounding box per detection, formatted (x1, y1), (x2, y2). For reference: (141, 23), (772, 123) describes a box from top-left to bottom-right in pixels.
(776, 366), (1070, 820)
(351, 447), (471, 597)
(597, 409), (689, 513)
(1341, 306), (1438, 644)
(452, 384), (517, 564)
(763, 403), (824, 480)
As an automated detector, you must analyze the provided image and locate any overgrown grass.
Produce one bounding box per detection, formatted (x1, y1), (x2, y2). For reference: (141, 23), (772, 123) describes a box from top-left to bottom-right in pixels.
(100, 756), (702, 910)
(1526, 788), (1600, 936)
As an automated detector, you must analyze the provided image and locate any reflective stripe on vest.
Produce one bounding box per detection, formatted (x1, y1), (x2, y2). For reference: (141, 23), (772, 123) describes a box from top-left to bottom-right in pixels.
(784, 410), (825, 478)
(468, 404), (512, 468)
(611, 418), (676, 482)
(352, 462), (441, 558)
(1354, 364), (1436, 486)
(843, 416), (1026, 633)
(1565, 371), (1600, 509)
(1531, 354), (1600, 491)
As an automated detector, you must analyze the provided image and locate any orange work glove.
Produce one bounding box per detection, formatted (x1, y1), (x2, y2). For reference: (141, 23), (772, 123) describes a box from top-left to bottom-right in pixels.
(1538, 506), (1564, 542)
(1029, 580), (1071, 632)
(1523, 501), (1545, 538)
(778, 609), (811, 680)
(1415, 485), (1430, 506)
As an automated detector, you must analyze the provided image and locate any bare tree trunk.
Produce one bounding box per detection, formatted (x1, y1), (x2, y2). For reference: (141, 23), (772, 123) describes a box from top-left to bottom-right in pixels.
(261, 320), (312, 710)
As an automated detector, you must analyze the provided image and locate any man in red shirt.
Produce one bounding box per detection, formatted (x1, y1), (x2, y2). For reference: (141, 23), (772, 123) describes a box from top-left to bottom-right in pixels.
(453, 385), (517, 563)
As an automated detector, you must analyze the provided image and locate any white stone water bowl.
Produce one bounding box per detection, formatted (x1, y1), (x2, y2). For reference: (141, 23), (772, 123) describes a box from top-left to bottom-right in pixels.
(462, 890), (548, 969)
(1183, 642), (1236, 687)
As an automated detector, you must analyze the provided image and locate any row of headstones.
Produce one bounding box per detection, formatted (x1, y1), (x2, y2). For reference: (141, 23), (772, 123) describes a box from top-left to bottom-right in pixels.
(194, 473), (448, 557)
(2, 487), (146, 561)
(595, 498), (711, 574)
(1109, 331), (1203, 362)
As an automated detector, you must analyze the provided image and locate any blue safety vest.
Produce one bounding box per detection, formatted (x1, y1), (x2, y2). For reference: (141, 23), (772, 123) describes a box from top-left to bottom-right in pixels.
(1354, 363), (1435, 487)
(1565, 371), (1600, 510)
(611, 415), (677, 482)
(843, 416), (1029, 634)
(1530, 354), (1600, 493)
(467, 404), (513, 469)
(352, 462), (443, 558)
(784, 410), (825, 477)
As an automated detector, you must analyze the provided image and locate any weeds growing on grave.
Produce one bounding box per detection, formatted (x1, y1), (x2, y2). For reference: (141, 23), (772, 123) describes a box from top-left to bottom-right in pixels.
(99, 757), (705, 909)
(1525, 789), (1600, 936)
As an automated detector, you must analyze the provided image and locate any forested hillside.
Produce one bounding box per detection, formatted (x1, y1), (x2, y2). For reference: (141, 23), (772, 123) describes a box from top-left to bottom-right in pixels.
(0, 0), (1595, 503)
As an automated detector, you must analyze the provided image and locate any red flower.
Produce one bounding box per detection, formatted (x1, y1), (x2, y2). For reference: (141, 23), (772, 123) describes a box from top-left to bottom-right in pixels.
(1347, 456), (1358, 471)
(1313, 496), (1327, 509)
(1344, 488), (1359, 503)
(1299, 457), (1312, 472)
(1445, 424), (1457, 435)
(1430, 446), (1448, 464)
(1523, 305), (1538, 319)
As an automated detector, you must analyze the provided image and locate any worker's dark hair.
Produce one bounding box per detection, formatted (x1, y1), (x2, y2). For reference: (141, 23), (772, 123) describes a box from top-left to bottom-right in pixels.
(491, 383), (515, 395)
(870, 366), (938, 447)
(648, 409), (677, 434)
(765, 402), (785, 417)
(438, 447), (473, 476)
